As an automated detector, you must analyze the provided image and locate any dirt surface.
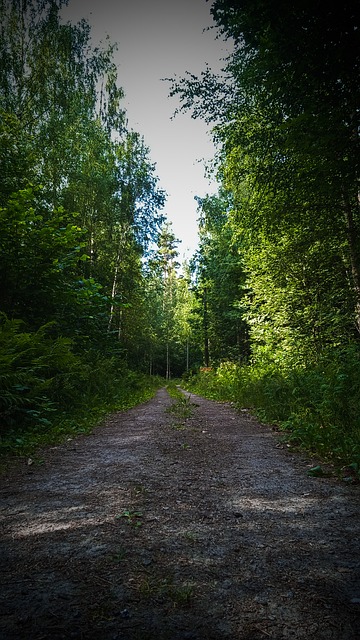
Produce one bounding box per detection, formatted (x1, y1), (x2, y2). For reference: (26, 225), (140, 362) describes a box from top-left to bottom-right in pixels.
(1, 387), (360, 640)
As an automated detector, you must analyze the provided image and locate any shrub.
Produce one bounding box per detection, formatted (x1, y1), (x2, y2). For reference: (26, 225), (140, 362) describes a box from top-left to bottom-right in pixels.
(184, 347), (360, 466)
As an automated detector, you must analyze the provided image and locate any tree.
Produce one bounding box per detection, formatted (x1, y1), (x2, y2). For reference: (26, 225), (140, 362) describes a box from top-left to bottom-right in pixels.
(174, 264), (198, 373)
(0, 0), (169, 439)
(152, 223), (180, 379)
(0, 0), (166, 350)
(0, 186), (88, 327)
(137, 224), (202, 378)
(169, 0), (360, 367)
(191, 191), (248, 365)
(165, 1), (360, 464)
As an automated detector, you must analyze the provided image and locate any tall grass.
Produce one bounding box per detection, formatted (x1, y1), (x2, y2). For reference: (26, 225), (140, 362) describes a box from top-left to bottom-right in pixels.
(183, 349), (360, 467)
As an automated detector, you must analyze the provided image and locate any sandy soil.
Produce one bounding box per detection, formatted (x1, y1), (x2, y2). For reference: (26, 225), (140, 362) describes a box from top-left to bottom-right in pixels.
(0, 387), (359, 639)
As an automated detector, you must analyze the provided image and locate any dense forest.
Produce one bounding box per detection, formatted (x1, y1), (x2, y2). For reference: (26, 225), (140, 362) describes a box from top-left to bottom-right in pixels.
(1, 0), (359, 471)
(173, 0), (360, 470)
(0, 0), (199, 457)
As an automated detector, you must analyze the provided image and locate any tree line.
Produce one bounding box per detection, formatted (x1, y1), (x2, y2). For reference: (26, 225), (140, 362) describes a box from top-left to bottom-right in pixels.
(1, 0), (359, 469)
(0, 0), (199, 453)
(171, 0), (360, 468)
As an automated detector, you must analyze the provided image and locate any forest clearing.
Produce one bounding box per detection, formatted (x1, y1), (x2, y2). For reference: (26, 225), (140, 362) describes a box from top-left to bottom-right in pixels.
(1, 388), (359, 639)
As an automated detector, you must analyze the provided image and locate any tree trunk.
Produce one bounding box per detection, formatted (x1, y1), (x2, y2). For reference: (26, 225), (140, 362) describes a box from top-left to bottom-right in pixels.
(108, 259), (120, 333)
(117, 307), (123, 341)
(343, 190), (360, 335)
(166, 341), (170, 380)
(149, 355), (153, 376)
(203, 286), (210, 367)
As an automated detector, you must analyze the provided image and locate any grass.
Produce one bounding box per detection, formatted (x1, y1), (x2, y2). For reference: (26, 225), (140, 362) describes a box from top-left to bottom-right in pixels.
(184, 530), (199, 543)
(111, 548), (127, 563)
(0, 374), (163, 468)
(164, 380), (185, 399)
(182, 357), (360, 472)
(138, 574), (194, 607)
(164, 380), (197, 433)
(167, 396), (194, 420)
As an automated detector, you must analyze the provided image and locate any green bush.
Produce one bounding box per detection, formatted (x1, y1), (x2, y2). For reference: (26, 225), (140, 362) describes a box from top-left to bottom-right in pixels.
(0, 315), (162, 459)
(184, 348), (360, 467)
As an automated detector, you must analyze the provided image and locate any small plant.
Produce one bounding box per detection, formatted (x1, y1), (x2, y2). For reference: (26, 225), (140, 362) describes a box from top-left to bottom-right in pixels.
(138, 575), (194, 607)
(165, 382), (185, 400)
(116, 509), (143, 528)
(132, 483), (147, 496)
(167, 395), (195, 420)
(341, 461), (360, 484)
(307, 465), (325, 477)
(139, 576), (156, 597)
(184, 530), (199, 543)
(111, 547), (127, 563)
(171, 422), (186, 431)
(170, 582), (194, 606)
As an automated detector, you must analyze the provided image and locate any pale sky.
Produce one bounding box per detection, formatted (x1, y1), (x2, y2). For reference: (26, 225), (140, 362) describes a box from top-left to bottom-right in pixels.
(62, 0), (229, 261)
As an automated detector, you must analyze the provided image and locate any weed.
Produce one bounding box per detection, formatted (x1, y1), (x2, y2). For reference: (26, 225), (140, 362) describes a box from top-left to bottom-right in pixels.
(0, 373), (162, 467)
(116, 509), (143, 528)
(132, 483), (147, 496)
(170, 582), (194, 606)
(184, 354), (360, 468)
(184, 531), (199, 543)
(171, 422), (186, 431)
(165, 382), (184, 400)
(139, 576), (156, 597)
(167, 395), (195, 420)
(111, 547), (127, 563)
(138, 575), (194, 607)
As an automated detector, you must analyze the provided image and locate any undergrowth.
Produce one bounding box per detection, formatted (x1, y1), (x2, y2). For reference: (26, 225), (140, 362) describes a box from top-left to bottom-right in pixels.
(0, 376), (161, 463)
(165, 380), (196, 420)
(0, 316), (163, 464)
(183, 349), (360, 471)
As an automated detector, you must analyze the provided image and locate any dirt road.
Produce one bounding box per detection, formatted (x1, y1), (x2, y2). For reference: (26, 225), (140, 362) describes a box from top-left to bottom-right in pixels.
(1, 387), (359, 639)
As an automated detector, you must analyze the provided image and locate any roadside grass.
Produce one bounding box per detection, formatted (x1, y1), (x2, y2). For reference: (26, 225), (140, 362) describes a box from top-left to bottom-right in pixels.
(164, 380), (184, 400)
(0, 374), (163, 468)
(182, 359), (360, 475)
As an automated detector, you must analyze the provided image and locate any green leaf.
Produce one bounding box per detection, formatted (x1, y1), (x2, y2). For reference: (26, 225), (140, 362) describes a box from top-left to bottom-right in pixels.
(307, 466), (324, 477)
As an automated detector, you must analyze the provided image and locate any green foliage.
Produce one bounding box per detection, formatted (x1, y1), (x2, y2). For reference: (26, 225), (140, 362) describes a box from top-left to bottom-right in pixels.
(0, 0), (168, 466)
(0, 314), (75, 431)
(184, 348), (360, 467)
(139, 224), (200, 378)
(138, 574), (194, 607)
(166, 394), (195, 421)
(0, 187), (88, 327)
(192, 191), (249, 366)
(116, 509), (143, 528)
(0, 348), (161, 460)
(171, 2), (360, 469)
(164, 381), (184, 400)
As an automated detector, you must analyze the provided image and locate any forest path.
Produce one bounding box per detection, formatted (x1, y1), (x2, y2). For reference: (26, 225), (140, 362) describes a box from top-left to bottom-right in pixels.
(1, 387), (359, 639)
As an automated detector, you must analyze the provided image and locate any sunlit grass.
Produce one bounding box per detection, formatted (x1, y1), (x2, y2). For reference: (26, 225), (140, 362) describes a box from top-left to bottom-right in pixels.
(183, 357), (360, 470)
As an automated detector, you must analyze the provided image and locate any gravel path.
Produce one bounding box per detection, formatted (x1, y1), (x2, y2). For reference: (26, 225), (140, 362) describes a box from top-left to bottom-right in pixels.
(1, 387), (359, 639)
